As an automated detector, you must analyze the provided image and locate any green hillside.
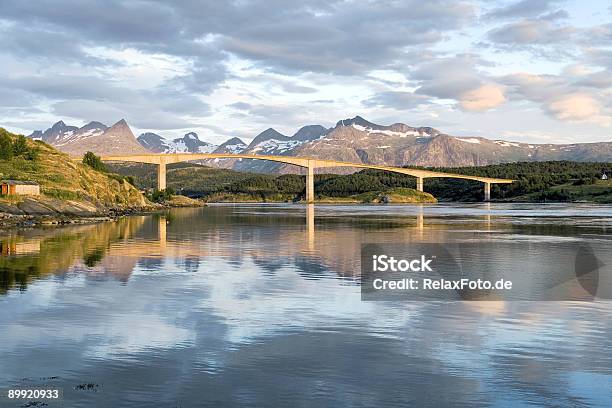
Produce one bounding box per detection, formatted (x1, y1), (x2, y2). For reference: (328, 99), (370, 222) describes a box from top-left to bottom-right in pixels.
(420, 161), (612, 202)
(0, 128), (149, 215)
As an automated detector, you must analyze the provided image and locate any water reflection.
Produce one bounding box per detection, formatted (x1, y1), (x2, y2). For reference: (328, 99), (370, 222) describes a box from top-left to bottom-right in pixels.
(0, 204), (611, 407)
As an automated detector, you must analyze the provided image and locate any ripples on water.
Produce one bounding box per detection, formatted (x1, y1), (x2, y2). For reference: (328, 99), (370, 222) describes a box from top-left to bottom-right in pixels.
(0, 203), (610, 407)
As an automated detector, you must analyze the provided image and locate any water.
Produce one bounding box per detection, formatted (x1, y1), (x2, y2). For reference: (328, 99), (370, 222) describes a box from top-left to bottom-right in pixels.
(0, 203), (611, 407)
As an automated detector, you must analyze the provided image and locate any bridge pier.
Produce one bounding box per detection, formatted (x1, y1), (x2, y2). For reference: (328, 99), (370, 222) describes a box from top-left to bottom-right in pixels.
(416, 177), (424, 192)
(157, 162), (166, 191)
(306, 161), (314, 204)
(484, 182), (491, 201)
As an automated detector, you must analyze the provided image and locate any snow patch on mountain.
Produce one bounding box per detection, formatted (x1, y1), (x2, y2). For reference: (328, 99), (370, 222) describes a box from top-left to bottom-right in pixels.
(456, 138), (481, 144)
(251, 139), (303, 154)
(495, 140), (520, 147)
(351, 124), (422, 138)
(223, 143), (246, 153)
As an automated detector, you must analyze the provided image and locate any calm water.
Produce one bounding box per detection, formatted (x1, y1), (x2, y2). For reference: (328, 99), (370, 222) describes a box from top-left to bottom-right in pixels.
(0, 203), (611, 407)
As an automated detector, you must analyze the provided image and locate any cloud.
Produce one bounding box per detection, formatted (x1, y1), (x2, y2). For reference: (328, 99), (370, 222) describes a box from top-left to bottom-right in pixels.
(483, 0), (564, 20)
(409, 53), (509, 113)
(501, 71), (611, 126)
(585, 23), (612, 46)
(545, 93), (601, 122)
(363, 91), (429, 111)
(459, 84), (506, 111)
(229, 102), (252, 111)
(412, 54), (485, 99)
(487, 19), (575, 45)
(225, 0), (474, 74)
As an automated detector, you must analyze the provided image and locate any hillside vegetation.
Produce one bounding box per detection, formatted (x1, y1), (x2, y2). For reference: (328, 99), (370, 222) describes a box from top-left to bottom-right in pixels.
(421, 161), (612, 202)
(0, 128), (149, 216)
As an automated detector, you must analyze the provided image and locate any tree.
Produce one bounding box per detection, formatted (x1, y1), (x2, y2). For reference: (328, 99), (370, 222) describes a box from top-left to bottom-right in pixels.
(12, 135), (29, 156)
(148, 188), (174, 203)
(0, 131), (13, 160)
(82, 151), (106, 172)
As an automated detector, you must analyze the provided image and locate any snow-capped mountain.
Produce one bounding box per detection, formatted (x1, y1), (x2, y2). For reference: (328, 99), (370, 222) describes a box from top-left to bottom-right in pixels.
(174, 132), (217, 153)
(28, 120), (109, 147)
(136, 132), (170, 153)
(28, 116), (612, 171)
(214, 137), (247, 154)
(29, 119), (145, 156)
(136, 131), (217, 153)
(137, 132), (218, 153)
(232, 126), (329, 172)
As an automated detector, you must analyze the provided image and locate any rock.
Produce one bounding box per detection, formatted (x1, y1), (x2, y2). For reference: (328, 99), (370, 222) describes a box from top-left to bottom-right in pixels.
(0, 202), (24, 215)
(17, 198), (58, 215)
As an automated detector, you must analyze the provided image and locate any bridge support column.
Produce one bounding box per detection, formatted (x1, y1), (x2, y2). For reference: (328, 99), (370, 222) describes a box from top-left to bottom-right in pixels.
(157, 162), (167, 191)
(306, 161), (314, 204)
(416, 177), (424, 192)
(484, 182), (491, 201)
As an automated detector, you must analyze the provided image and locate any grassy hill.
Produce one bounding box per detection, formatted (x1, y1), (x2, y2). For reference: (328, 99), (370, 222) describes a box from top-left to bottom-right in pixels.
(0, 128), (149, 216)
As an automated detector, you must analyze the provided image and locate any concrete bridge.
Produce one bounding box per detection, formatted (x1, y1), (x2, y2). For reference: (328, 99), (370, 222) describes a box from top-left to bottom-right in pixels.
(101, 153), (514, 202)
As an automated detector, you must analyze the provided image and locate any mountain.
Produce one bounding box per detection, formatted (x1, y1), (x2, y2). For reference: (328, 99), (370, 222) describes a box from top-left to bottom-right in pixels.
(214, 137), (247, 154)
(136, 132), (170, 153)
(74, 119), (149, 156)
(29, 119), (148, 156)
(172, 132), (217, 153)
(29, 116), (612, 171)
(136, 131), (217, 154)
(28, 121), (109, 148)
(28, 120), (78, 144)
(292, 125), (328, 141)
(277, 116), (612, 173)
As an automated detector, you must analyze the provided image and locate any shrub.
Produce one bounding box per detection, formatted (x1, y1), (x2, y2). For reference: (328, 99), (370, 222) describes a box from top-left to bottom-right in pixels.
(12, 135), (29, 156)
(82, 151), (106, 172)
(147, 188), (175, 203)
(0, 131), (13, 160)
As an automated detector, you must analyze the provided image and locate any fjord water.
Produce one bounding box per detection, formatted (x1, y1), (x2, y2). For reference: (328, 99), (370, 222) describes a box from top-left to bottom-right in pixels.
(1, 204), (611, 407)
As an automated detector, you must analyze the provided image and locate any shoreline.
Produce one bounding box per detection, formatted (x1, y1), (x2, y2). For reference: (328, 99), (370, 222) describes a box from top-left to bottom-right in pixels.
(3, 198), (608, 231)
(0, 200), (205, 231)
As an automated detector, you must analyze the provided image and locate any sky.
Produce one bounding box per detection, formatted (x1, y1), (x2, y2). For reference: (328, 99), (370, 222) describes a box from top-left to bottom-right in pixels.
(0, 0), (610, 144)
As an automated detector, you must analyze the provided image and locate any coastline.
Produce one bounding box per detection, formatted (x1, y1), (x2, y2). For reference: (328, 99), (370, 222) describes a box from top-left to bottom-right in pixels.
(0, 195), (206, 231)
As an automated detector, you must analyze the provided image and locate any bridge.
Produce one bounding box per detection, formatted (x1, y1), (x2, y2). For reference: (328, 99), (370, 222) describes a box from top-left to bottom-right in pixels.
(101, 153), (514, 202)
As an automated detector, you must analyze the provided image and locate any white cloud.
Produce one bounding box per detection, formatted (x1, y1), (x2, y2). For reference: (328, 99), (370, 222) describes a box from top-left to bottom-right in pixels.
(546, 93), (609, 125)
(460, 84), (506, 111)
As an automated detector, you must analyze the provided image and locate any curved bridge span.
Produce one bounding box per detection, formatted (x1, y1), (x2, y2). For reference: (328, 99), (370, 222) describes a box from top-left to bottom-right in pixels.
(101, 153), (514, 203)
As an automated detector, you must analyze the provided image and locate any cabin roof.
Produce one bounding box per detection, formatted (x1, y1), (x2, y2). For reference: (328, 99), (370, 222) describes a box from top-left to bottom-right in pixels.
(0, 180), (39, 185)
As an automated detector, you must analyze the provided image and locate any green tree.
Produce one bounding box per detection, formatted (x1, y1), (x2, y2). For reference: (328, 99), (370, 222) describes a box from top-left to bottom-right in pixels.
(12, 135), (29, 156)
(82, 151), (106, 172)
(148, 188), (174, 203)
(0, 130), (13, 160)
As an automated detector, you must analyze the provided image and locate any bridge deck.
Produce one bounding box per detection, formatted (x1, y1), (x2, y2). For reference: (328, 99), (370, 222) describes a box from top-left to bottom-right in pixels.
(100, 153), (514, 184)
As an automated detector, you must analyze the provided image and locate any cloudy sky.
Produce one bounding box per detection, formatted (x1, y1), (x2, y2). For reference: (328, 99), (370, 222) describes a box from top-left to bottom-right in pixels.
(0, 0), (610, 144)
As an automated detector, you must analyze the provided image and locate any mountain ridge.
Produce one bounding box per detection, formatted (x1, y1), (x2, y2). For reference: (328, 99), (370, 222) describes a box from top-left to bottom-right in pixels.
(28, 116), (612, 170)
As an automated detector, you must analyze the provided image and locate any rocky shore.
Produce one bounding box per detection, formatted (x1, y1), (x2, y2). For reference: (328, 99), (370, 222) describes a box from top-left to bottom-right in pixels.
(0, 195), (205, 230)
